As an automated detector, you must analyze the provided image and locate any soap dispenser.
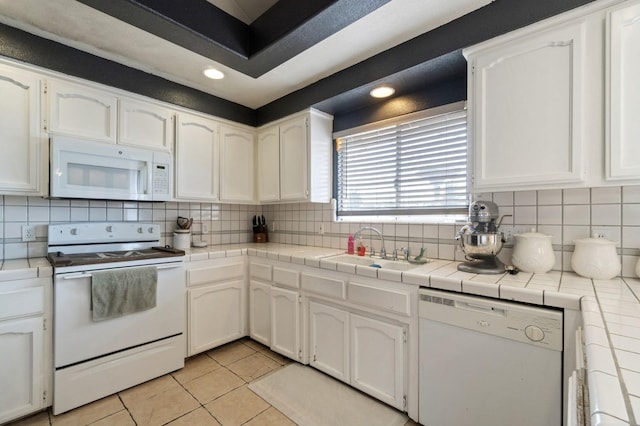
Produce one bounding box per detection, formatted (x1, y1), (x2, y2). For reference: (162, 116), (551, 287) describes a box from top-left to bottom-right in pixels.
(347, 235), (355, 254)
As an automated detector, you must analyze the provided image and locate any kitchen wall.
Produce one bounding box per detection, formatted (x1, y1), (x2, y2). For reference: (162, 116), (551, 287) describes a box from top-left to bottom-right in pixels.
(0, 196), (260, 260)
(264, 185), (640, 277)
(2, 184), (639, 277)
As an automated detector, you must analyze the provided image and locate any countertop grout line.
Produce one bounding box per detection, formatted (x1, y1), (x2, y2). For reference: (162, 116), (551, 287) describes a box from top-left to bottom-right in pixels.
(595, 279), (637, 425)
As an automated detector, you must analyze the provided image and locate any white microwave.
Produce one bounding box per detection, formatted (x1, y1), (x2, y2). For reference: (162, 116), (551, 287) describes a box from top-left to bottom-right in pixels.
(50, 136), (172, 202)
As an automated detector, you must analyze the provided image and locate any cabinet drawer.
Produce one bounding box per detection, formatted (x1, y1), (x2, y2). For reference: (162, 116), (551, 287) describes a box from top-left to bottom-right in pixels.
(250, 263), (272, 281)
(301, 273), (345, 299)
(348, 282), (411, 316)
(188, 263), (244, 286)
(0, 285), (44, 320)
(273, 267), (299, 289)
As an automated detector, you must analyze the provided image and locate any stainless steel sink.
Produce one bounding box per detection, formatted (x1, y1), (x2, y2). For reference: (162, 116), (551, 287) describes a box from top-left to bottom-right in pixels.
(326, 254), (419, 271)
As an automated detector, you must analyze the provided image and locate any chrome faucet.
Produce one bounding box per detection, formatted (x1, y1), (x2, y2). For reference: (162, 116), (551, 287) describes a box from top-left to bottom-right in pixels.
(393, 247), (409, 261)
(353, 226), (386, 259)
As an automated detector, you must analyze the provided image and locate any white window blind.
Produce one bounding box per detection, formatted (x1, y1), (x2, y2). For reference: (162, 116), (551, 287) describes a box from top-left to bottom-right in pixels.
(336, 103), (468, 216)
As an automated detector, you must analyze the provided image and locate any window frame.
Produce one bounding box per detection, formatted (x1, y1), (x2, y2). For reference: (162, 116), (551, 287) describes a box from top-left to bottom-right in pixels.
(333, 101), (469, 220)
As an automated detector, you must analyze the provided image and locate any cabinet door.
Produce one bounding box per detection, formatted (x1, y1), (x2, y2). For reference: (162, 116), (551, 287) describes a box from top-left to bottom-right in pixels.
(350, 313), (405, 410)
(188, 280), (245, 356)
(279, 116), (309, 201)
(607, 2), (640, 180)
(309, 301), (349, 383)
(220, 125), (255, 203)
(0, 66), (46, 195)
(0, 317), (43, 424)
(118, 98), (174, 151)
(175, 113), (219, 201)
(249, 280), (271, 346)
(469, 23), (585, 191)
(270, 286), (300, 361)
(257, 126), (280, 202)
(48, 80), (117, 143)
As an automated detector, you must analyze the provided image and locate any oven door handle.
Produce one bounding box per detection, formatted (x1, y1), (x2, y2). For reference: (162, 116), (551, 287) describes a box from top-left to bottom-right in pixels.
(61, 264), (182, 279)
(62, 273), (93, 280)
(156, 264), (183, 270)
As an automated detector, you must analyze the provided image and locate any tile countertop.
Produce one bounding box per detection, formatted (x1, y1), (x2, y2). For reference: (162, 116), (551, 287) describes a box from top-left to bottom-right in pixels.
(6, 243), (639, 424)
(0, 257), (52, 281)
(186, 243), (640, 425)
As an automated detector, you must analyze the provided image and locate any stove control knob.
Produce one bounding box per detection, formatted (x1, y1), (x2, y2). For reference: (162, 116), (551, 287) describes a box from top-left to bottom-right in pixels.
(148, 227), (154, 233)
(106, 226), (113, 232)
(525, 325), (545, 342)
(70, 228), (77, 235)
(137, 227), (143, 233)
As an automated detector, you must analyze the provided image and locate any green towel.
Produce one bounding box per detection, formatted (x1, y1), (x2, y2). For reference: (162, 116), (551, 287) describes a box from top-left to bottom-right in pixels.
(91, 266), (157, 322)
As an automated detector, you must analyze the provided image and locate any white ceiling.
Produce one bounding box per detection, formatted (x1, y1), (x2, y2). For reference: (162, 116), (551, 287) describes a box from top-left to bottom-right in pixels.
(0, 0), (491, 109)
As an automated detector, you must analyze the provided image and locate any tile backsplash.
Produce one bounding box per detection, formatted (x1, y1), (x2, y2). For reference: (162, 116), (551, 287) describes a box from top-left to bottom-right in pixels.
(0, 196), (260, 259)
(263, 185), (640, 277)
(2, 185), (639, 277)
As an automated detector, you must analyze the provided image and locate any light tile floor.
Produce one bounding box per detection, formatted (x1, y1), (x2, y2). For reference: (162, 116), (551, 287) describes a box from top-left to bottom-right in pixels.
(9, 338), (419, 426)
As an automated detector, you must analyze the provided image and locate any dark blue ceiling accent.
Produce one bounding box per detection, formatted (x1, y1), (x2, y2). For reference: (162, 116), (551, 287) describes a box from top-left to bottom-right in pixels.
(0, 22), (256, 125)
(75, 0), (391, 78)
(0, 0), (598, 128)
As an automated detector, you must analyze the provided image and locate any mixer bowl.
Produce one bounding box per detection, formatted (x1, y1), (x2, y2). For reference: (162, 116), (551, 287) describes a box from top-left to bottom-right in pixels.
(458, 232), (504, 260)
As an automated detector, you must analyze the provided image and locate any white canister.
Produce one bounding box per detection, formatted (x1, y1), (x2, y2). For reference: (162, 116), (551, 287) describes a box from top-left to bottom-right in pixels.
(511, 232), (555, 273)
(571, 238), (620, 280)
(173, 229), (191, 251)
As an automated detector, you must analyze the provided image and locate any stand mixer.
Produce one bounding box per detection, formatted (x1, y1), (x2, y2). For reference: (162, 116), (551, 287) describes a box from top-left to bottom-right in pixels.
(456, 201), (511, 274)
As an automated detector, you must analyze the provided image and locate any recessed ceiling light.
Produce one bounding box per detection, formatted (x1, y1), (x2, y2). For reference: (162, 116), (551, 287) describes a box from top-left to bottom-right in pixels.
(203, 67), (225, 79)
(370, 85), (395, 98)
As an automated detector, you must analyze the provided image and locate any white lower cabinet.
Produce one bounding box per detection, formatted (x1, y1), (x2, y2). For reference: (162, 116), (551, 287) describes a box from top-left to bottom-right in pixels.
(248, 259), (413, 416)
(187, 258), (246, 356)
(308, 300), (406, 411)
(0, 277), (52, 424)
(270, 286), (300, 361)
(249, 280), (271, 346)
(0, 318), (44, 423)
(350, 313), (405, 410)
(309, 301), (349, 383)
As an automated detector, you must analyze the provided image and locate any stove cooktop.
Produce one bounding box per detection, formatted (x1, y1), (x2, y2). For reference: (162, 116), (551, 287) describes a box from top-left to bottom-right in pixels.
(47, 246), (185, 267)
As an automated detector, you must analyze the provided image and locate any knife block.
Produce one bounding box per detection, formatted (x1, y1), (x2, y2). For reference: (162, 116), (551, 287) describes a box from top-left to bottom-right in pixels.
(253, 226), (268, 243)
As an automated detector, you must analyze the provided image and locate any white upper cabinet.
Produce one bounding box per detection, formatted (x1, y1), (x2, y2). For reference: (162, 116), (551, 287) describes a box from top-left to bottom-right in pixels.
(606, 0), (640, 181)
(280, 116), (309, 201)
(118, 98), (174, 151)
(219, 124), (255, 203)
(175, 112), (219, 201)
(257, 109), (333, 203)
(0, 64), (47, 196)
(465, 21), (588, 192)
(257, 126), (280, 202)
(48, 80), (117, 143)
(466, 1), (640, 191)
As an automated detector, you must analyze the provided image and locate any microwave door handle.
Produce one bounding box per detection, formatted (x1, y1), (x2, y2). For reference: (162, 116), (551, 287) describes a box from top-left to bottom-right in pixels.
(141, 162), (150, 195)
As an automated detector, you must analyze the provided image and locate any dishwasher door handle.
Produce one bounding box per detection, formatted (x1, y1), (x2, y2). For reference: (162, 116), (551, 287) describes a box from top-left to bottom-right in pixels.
(457, 301), (506, 316)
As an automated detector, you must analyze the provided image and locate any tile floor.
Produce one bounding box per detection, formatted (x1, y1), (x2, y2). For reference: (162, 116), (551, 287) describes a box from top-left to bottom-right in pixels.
(8, 338), (418, 426)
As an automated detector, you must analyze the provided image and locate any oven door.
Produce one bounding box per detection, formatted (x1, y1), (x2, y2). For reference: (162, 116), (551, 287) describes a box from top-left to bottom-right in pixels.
(54, 261), (185, 368)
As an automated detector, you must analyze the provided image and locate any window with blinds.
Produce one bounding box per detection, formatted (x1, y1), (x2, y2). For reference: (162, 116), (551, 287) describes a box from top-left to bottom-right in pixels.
(336, 102), (468, 217)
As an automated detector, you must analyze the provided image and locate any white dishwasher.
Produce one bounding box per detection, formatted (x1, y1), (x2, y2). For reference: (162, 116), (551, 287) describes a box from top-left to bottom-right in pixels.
(418, 288), (563, 426)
